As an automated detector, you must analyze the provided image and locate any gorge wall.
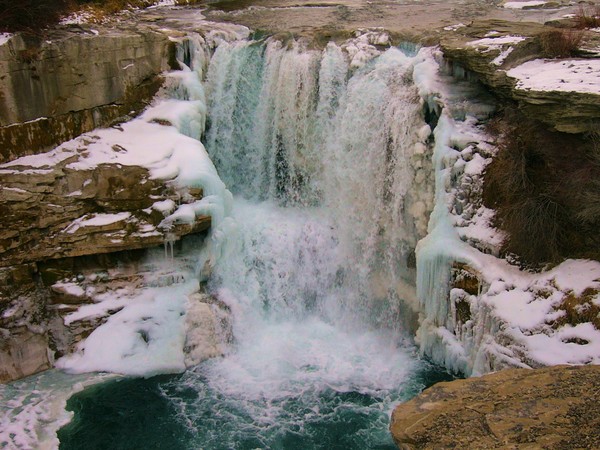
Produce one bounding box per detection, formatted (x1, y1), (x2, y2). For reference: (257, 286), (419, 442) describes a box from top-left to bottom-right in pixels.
(0, 26), (173, 162)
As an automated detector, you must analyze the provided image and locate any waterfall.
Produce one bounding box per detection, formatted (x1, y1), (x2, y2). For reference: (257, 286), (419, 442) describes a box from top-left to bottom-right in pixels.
(139, 33), (443, 448)
(1, 31), (476, 450)
(203, 37), (435, 334)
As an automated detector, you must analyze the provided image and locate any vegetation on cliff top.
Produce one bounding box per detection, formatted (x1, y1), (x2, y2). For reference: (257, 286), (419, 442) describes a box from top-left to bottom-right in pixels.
(0, 0), (202, 33)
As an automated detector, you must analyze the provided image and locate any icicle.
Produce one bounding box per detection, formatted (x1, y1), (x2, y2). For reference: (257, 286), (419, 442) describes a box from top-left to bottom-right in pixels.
(163, 232), (176, 260)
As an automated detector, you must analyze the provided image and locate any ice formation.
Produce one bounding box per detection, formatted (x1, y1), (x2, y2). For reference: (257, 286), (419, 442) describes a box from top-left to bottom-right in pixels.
(410, 49), (600, 375)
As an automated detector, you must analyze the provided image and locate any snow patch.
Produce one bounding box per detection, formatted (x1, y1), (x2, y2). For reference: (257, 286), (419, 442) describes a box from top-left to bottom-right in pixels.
(444, 23), (466, 31)
(492, 46), (514, 66)
(0, 33), (13, 46)
(467, 35), (526, 52)
(64, 212), (131, 234)
(60, 11), (94, 25)
(503, 1), (547, 9)
(507, 59), (600, 94)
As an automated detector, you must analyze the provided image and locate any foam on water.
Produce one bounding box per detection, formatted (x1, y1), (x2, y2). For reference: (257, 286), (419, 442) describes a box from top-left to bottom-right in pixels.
(160, 319), (424, 449)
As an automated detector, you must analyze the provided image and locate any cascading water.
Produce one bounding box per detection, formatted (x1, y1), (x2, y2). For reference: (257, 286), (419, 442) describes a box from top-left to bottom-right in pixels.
(204, 37), (435, 329)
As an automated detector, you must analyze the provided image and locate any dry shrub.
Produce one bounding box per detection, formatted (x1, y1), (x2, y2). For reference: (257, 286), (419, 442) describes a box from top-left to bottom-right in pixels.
(538, 29), (585, 58)
(0, 0), (183, 32)
(76, 0), (155, 20)
(574, 4), (600, 29)
(483, 109), (600, 267)
(0, 0), (76, 33)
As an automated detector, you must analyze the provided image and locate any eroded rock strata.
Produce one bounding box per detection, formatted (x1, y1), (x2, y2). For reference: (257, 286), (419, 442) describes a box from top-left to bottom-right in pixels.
(0, 24), (214, 383)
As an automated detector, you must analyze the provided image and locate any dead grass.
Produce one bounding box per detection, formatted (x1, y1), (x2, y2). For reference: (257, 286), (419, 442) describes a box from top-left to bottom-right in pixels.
(483, 109), (600, 267)
(574, 4), (600, 30)
(0, 0), (200, 33)
(538, 29), (585, 58)
(0, 0), (76, 33)
(550, 288), (600, 331)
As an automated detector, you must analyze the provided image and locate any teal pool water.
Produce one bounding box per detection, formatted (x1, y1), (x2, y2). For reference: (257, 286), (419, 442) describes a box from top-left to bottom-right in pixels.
(58, 359), (452, 450)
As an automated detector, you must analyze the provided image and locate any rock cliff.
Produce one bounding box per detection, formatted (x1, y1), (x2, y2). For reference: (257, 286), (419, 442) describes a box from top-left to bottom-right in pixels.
(0, 24), (218, 383)
(439, 19), (600, 133)
(0, 25), (173, 162)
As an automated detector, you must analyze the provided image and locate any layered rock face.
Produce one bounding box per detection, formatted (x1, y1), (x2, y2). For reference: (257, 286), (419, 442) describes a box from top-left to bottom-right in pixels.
(0, 161), (211, 383)
(0, 159), (209, 267)
(390, 365), (600, 449)
(0, 26), (173, 162)
(0, 26), (217, 383)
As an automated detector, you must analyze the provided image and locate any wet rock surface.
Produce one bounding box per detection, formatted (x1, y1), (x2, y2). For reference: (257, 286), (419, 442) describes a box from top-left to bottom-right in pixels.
(390, 365), (600, 449)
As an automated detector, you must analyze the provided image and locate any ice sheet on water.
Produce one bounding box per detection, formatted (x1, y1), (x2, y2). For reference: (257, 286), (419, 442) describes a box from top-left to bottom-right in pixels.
(0, 371), (116, 449)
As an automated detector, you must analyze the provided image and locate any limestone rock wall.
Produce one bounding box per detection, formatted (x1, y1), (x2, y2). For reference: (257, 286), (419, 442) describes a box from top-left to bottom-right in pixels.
(439, 19), (600, 134)
(0, 26), (174, 162)
(0, 25), (216, 383)
(0, 160), (209, 268)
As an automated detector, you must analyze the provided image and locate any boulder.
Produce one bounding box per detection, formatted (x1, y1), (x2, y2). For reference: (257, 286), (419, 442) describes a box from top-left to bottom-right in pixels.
(0, 328), (51, 383)
(390, 365), (600, 449)
(184, 292), (233, 367)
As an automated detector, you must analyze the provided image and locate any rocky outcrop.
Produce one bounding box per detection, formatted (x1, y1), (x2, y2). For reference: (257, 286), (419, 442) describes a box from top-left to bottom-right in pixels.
(0, 157), (210, 268)
(0, 149), (211, 382)
(184, 292), (233, 367)
(0, 23), (217, 382)
(0, 26), (174, 162)
(390, 365), (600, 449)
(0, 263), (51, 383)
(439, 19), (600, 133)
